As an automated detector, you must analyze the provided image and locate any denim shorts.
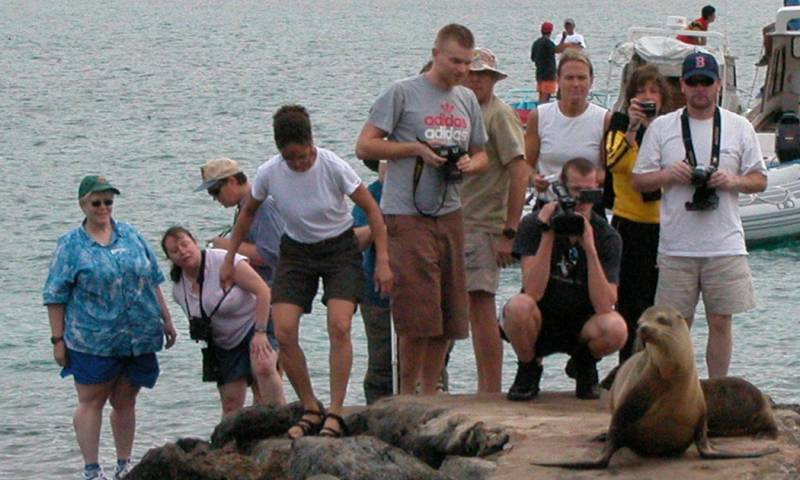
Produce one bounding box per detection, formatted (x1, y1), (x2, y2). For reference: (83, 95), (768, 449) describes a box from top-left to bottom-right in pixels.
(61, 349), (159, 388)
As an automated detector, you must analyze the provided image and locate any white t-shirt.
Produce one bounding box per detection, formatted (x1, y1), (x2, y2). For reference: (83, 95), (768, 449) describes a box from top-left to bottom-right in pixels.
(537, 101), (607, 200)
(562, 32), (586, 48)
(252, 147), (362, 243)
(634, 108), (766, 256)
(172, 249), (255, 350)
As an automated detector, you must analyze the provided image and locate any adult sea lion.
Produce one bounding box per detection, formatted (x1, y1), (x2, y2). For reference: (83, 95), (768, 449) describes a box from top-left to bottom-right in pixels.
(533, 305), (778, 469)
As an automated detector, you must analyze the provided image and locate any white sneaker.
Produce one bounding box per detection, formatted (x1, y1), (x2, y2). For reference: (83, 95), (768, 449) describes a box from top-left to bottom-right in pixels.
(82, 468), (111, 480)
(114, 460), (135, 479)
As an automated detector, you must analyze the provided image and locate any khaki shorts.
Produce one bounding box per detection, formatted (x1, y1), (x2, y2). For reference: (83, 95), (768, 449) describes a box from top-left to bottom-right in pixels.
(464, 231), (500, 294)
(385, 210), (468, 340)
(655, 255), (755, 318)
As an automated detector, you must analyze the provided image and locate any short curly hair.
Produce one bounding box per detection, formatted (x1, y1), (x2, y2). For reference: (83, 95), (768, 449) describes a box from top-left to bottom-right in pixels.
(273, 104), (312, 150)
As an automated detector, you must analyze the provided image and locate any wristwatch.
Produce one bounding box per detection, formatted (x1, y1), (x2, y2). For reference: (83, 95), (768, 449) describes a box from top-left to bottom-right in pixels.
(254, 324), (268, 334)
(535, 218), (551, 232)
(50, 336), (64, 345)
(501, 227), (516, 240)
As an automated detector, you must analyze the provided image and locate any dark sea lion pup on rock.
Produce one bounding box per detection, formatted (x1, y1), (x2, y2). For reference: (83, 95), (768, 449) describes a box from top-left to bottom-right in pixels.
(533, 305), (779, 470)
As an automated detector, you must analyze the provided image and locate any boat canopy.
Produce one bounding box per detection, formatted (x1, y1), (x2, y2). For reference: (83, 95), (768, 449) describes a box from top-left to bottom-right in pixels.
(608, 36), (727, 78)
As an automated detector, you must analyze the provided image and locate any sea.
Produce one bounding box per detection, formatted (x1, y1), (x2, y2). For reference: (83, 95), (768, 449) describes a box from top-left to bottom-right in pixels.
(1, 0), (797, 477)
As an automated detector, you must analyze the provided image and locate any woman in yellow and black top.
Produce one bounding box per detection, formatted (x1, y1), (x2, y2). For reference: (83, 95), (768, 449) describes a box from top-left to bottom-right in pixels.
(605, 64), (671, 361)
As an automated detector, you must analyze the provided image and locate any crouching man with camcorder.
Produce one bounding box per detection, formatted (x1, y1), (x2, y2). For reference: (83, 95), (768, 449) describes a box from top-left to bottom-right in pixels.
(632, 52), (767, 378)
(501, 157), (627, 401)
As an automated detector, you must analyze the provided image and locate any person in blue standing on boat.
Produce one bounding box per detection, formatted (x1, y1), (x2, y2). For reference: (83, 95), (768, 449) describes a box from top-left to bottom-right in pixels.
(632, 52), (767, 378)
(44, 176), (177, 480)
(352, 159), (393, 404)
(530, 21), (557, 104)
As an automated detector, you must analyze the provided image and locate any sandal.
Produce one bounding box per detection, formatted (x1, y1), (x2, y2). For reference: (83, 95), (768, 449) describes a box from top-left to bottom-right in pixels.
(287, 407), (325, 440)
(319, 412), (349, 438)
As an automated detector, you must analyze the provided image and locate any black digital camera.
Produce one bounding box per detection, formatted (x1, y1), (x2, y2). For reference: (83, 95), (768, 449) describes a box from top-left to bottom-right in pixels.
(418, 139), (466, 183)
(640, 100), (657, 118)
(188, 315), (213, 343)
(550, 182), (604, 236)
(685, 165), (719, 211)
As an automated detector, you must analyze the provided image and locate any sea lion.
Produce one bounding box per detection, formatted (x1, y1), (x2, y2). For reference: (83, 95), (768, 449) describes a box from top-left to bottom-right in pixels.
(533, 305), (779, 469)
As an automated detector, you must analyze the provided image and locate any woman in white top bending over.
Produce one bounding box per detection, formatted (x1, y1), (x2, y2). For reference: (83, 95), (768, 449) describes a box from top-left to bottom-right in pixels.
(221, 104), (393, 440)
(163, 226), (285, 417)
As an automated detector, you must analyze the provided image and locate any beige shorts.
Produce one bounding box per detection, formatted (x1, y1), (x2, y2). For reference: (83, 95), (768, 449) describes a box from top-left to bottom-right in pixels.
(385, 211), (468, 340)
(464, 231), (500, 294)
(655, 255), (755, 318)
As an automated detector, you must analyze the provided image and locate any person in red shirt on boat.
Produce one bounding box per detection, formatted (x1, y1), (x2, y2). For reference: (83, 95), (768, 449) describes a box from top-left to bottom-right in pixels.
(676, 5), (716, 46)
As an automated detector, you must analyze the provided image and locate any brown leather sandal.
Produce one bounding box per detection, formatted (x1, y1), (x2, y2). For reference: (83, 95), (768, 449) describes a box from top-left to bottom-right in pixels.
(319, 412), (349, 438)
(287, 408), (325, 440)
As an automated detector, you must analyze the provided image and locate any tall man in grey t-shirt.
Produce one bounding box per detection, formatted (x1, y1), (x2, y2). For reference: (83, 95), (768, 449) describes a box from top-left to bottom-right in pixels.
(356, 24), (488, 395)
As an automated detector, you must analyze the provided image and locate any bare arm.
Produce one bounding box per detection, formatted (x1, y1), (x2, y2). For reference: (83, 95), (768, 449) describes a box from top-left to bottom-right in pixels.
(525, 109), (540, 170)
(221, 195), (263, 287)
(520, 202), (558, 300)
(632, 161), (693, 192)
(155, 286), (177, 348)
(350, 184), (393, 294)
(505, 158), (530, 231)
(47, 304), (67, 366)
(459, 145), (489, 174)
(355, 123), (445, 168)
(353, 225), (373, 251)
(709, 170), (767, 194)
(579, 217), (617, 313)
(212, 238), (265, 266)
(232, 260), (275, 356)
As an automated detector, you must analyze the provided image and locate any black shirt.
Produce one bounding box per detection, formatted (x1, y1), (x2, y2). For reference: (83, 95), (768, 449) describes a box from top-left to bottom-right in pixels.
(512, 211), (622, 317)
(530, 36), (557, 82)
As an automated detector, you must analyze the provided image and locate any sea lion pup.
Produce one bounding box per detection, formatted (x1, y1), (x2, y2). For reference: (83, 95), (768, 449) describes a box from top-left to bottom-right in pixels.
(533, 305), (778, 470)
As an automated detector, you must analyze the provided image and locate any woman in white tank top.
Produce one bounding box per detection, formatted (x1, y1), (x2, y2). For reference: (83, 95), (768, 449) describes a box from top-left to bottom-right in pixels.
(526, 50), (610, 202)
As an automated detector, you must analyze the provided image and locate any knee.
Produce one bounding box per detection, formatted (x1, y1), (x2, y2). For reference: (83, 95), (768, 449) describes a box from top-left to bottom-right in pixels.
(251, 356), (278, 378)
(606, 313), (629, 350)
(707, 314), (731, 333)
(275, 326), (299, 350)
(503, 295), (540, 331)
(328, 319), (352, 345)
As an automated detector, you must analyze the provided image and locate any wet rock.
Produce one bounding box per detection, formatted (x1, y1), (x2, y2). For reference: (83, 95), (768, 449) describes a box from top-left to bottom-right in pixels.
(438, 456), (496, 480)
(210, 402), (303, 453)
(126, 442), (266, 480)
(287, 435), (450, 480)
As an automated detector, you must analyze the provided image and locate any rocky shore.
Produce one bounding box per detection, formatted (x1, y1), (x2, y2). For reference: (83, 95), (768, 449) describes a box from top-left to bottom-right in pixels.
(126, 393), (800, 479)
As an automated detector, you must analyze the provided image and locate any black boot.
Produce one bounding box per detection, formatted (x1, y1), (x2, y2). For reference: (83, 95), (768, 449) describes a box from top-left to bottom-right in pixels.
(566, 346), (600, 400)
(507, 359), (543, 401)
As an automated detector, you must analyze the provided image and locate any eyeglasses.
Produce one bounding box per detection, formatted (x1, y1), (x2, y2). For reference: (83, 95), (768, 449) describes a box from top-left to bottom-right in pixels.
(90, 199), (114, 207)
(684, 76), (715, 87)
(207, 181), (224, 198)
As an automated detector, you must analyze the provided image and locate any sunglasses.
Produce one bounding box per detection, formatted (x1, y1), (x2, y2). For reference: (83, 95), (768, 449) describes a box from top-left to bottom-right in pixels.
(90, 199), (114, 207)
(207, 181), (224, 197)
(684, 76), (715, 87)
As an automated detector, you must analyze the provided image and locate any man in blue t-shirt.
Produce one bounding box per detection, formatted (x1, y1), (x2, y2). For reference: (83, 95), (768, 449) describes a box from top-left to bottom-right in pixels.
(352, 160), (392, 404)
(196, 157), (285, 286)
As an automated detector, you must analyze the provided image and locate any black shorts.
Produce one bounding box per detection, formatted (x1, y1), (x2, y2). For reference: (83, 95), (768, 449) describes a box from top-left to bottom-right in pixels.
(271, 229), (365, 313)
(213, 328), (255, 386)
(500, 304), (591, 357)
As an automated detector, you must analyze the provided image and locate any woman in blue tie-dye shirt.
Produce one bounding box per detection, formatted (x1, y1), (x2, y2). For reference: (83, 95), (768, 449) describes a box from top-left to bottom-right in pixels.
(43, 176), (177, 480)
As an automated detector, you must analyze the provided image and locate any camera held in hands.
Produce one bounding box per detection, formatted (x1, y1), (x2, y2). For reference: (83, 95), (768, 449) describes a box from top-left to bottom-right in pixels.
(550, 182), (603, 236)
(685, 165), (719, 211)
(417, 139), (466, 183)
(640, 100), (657, 118)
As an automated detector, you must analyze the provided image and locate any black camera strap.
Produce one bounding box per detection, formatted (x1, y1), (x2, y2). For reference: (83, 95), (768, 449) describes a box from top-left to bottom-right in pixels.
(681, 107), (721, 168)
(412, 138), (449, 218)
(180, 249), (232, 324)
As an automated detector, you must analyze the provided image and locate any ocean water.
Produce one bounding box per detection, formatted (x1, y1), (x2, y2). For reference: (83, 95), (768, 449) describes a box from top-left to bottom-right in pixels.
(1, 0), (797, 477)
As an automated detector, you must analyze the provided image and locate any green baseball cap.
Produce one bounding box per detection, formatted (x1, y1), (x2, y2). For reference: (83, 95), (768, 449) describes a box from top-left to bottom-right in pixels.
(78, 175), (121, 199)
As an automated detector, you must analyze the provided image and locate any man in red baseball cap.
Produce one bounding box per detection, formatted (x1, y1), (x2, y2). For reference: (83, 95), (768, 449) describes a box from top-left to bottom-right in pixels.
(530, 21), (557, 103)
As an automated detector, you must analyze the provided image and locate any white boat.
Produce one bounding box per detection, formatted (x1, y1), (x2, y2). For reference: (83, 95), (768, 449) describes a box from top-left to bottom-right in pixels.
(741, 6), (800, 244)
(604, 14), (800, 245)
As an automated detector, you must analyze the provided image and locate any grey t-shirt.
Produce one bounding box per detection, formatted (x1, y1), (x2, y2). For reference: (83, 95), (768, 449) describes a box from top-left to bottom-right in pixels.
(367, 74), (488, 216)
(243, 195), (284, 286)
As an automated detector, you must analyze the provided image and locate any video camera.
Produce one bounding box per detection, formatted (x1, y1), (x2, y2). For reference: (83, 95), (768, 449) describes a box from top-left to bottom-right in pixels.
(550, 182), (603, 236)
(685, 165), (719, 211)
(417, 139), (466, 183)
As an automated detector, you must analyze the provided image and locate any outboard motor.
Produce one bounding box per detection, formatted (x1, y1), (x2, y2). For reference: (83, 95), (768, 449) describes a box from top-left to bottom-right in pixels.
(776, 112), (800, 163)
